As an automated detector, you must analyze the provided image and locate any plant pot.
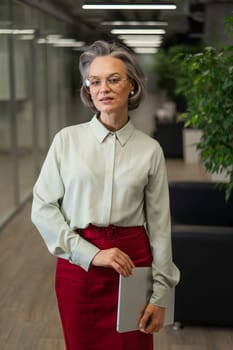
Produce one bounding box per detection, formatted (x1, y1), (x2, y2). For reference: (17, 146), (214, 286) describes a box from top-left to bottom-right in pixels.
(182, 128), (203, 164)
(210, 169), (231, 183)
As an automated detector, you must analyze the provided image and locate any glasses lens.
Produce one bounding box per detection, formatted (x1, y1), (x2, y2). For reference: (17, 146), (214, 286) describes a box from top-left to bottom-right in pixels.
(86, 76), (128, 92)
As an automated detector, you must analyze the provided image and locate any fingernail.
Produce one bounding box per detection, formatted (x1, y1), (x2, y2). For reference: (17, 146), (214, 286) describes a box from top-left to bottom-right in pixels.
(139, 328), (146, 333)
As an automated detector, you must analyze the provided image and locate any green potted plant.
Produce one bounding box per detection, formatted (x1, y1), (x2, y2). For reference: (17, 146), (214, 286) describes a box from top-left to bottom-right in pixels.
(175, 15), (233, 200)
(152, 45), (200, 113)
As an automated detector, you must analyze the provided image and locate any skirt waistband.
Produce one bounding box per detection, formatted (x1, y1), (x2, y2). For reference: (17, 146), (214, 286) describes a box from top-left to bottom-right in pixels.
(75, 224), (145, 240)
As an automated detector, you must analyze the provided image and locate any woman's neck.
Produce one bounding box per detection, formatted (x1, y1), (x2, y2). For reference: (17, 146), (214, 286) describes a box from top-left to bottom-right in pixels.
(98, 111), (129, 131)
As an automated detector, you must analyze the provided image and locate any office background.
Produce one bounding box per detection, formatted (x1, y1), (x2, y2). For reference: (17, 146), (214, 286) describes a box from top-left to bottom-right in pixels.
(1, 0), (87, 227)
(1, 1), (233, 349)
(1, 0), (233, 228)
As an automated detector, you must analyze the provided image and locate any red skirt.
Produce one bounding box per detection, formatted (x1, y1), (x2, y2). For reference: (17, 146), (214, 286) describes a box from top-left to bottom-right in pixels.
(55, 224), (153, 350)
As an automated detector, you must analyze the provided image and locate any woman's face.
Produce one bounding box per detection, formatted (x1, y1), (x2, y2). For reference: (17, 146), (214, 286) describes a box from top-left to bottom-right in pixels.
(87, 56), (134, 116)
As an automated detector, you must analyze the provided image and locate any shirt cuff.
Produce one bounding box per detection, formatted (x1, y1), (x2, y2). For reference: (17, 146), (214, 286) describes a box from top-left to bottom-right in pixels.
(70, 236), (100, 271)
(149, 282), (171, 307)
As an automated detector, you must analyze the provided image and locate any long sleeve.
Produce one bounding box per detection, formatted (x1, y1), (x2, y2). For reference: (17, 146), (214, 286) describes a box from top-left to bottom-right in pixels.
(31, 132), (100, 271)
(145, 144), (180, 307)
(31, 116), (180, 297)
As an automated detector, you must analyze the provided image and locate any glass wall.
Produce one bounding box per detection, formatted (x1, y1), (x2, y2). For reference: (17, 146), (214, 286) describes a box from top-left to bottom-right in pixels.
(0, 0), (78, 227)
(0, 0), (15, 220)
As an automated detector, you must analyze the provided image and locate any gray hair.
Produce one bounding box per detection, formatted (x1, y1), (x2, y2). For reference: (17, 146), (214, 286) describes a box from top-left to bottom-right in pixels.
(79, 40), (146, 111)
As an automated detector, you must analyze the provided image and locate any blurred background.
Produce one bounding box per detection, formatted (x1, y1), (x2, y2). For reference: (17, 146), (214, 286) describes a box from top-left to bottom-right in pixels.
(1, 2), (233, 349)
(0, 0), (232, 226)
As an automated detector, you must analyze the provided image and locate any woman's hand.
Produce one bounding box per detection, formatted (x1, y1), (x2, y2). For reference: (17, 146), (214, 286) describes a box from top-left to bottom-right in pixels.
(91, 248), (135, 276)
(139, 303), (165, 334)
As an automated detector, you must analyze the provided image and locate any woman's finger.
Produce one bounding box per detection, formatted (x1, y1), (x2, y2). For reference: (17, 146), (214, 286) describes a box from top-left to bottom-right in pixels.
(139, 304), (165, 333)
(110, 255), (134, 276)
(91, 248), (135, 275)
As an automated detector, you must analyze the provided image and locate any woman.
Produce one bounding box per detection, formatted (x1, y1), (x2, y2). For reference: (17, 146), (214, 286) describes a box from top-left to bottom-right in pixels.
(31, 40), (180, 350)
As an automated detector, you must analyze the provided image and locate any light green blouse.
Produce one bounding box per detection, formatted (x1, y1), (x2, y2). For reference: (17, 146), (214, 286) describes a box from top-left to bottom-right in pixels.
(31, 115), (180, 307)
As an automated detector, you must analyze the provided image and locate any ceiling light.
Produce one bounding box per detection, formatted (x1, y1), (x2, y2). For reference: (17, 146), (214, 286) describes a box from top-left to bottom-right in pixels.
(48, 38), (85, 47)
(83, 4), (176, 10)
(51, 38), (75, 44)
(119, 34), (163, 42)
(53, 41), (85, 47)
(37, 37), (85, 48)
(111, 29), (166, 35)
(125, 42), (161, 47)
(37, 38), (46, 44)
(47, 34), (63, 42)
(102, 21), (168, 26)
(0, 29), (35, 35)
(133, 47), (158, 54)
(120, 35), (162, 48)
(20, 35), (35, 40)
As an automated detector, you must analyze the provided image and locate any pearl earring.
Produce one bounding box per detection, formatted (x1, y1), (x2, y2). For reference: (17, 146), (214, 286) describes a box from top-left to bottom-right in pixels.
(130, 90), (134, 95)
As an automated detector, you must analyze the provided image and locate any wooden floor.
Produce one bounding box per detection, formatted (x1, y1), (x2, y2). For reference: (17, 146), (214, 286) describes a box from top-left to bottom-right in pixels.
(166, 158), (210, 182)
(0, 160), (233, 350)
(0, 202), (64, 350)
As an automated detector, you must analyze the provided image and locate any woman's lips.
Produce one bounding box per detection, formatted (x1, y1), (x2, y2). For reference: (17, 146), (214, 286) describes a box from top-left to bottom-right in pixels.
(99, 97), (113, 103)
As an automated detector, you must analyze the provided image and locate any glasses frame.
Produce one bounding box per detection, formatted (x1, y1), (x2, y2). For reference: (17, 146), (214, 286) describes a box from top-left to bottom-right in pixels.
(84, 76), (129, 94)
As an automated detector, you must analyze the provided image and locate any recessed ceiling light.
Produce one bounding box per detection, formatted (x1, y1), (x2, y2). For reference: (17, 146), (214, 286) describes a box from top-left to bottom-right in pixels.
(0, 29), (35, 34)
(83, 4), (176, 10)
(37, 36), (85, 47)
(102, 21), (168, 26)
(133, 47), (158, 54)
(118, 34), (163, 42)
(111, 29), (166, 35)
(125, 42), (162, 47)
(53, 41), (85, 47)
(20, 35), (35, 40)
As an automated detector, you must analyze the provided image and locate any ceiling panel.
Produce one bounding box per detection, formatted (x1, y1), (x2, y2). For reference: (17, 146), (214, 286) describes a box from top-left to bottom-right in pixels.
(49, 0), (233, 47)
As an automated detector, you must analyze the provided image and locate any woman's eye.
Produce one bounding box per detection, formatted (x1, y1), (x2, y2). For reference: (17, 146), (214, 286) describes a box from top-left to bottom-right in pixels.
(91, 80), (100, 86)
(109, 78), (120, 84)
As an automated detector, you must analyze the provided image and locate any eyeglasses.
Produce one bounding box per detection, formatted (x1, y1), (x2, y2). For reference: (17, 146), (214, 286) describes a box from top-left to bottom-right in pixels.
(84, 76), (129, 92)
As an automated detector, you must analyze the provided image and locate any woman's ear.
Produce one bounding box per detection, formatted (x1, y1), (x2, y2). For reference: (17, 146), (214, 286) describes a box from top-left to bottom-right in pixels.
(129, 80), (135, 95)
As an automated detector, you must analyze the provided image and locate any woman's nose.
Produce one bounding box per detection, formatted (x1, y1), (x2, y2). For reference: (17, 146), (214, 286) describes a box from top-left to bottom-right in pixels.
(99, 79), (110, 91)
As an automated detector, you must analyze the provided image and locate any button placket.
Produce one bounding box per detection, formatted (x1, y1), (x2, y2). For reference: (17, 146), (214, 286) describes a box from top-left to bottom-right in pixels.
(102, 133), (116, 225)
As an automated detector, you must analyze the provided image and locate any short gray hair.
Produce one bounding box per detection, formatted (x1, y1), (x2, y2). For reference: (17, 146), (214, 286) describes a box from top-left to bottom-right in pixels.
(79, 40), (146, 111)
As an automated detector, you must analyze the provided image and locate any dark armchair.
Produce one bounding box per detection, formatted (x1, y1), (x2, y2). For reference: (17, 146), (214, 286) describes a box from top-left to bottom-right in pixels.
(154, 119), (184, 158)
(169, 181), (233, 327)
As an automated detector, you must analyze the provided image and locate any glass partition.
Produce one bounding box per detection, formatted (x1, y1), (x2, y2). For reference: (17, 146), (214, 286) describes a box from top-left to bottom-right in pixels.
(14, 34), (35, 201)
(0, 0), (75, 227)
(0, 0), (15, 220)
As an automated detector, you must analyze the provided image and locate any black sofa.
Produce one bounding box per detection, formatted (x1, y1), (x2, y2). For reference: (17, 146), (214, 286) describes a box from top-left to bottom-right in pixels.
(169, 181), (233, 327)
(154, 119), (184, 158)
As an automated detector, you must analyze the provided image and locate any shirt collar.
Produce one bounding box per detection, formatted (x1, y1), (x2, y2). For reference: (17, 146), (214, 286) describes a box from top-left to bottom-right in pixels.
(90, 115), (135, 146)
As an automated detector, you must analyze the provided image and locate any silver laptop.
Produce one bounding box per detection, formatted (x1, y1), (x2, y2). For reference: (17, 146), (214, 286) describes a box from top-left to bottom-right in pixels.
(116, 267), (175, 333)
